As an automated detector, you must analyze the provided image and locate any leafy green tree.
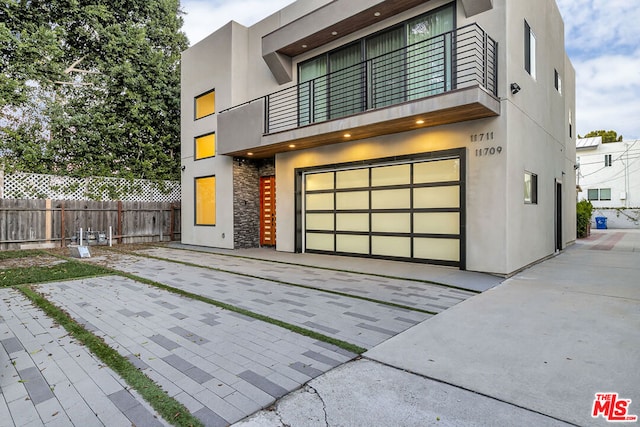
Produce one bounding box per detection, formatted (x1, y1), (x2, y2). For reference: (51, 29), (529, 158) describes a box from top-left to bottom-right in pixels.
(0, 0), (188, 180)
(579, 130), (623, 143)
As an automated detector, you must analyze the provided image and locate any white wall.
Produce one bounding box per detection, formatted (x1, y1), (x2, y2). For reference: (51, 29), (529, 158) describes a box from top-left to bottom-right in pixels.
(577, 140), (640, 208)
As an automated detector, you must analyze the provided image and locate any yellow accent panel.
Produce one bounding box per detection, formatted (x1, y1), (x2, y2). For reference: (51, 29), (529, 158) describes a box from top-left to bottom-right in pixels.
(371, 164), (410, 186)
(414, 186), (459, 208)
(414, 159), (459, 183)
(195, 176), (216, 225)
(306, 233), (334, 251)
(372, 213), (410, 233)
(195, 133), (216, 159)
(195, 91), (215, 119)
(414, 238), (459, 261)
(336, 191), (369, 210)
(336, 213), (369, 232)
(306, 193), (334, 210)
(371, 189), (410, 209)
(337, 235), (369, 254)
(305, 172), (334, 191)
(306, 214), (334, 230)
(336, 168), (369, 189)
(372, 236), (411, 257)
(414, 212), (460, 234)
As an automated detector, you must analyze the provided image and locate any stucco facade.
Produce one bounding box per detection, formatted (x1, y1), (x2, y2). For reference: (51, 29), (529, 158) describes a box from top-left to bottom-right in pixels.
(181, 0), (576, 276)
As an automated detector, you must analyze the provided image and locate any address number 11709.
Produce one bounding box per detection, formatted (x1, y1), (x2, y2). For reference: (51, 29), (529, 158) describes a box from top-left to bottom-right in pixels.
(475, 146), (503, 156)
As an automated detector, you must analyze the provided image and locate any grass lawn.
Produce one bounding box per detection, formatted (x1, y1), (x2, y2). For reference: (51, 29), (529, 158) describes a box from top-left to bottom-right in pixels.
(0, 250), (111, 287)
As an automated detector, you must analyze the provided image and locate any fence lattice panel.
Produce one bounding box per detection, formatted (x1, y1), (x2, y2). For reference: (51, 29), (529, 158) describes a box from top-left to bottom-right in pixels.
(2, 172), (180, 202)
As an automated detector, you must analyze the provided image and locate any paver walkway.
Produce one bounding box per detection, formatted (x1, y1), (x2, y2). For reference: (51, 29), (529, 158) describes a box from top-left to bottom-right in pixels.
(86, 250), (446, 349)
(37, 276), (355, 427)
(137, 247), (476, 313)
(0, 288), (166, 427)
(2, 245), (484, 427)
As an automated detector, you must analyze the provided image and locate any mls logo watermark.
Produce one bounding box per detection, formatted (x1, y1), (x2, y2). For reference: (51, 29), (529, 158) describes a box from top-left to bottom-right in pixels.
(592, 393), (638, 422)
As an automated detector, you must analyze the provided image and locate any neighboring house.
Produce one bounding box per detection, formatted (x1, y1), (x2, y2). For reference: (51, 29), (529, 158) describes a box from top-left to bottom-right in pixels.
(577, 137), (640, 207)
(180, 0), (576, 276)
(576, 136), (640, 228)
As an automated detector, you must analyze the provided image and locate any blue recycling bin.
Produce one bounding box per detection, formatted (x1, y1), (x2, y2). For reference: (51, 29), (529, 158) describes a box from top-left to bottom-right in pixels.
(595, 216), (607, 229)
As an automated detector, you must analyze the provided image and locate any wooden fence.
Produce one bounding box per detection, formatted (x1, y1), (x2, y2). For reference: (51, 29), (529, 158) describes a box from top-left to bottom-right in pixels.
(0, 199), (181, 251)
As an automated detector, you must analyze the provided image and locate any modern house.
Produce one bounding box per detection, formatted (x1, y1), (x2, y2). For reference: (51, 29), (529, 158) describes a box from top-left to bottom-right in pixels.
(180, 0), (576, 276)
(576, 136), (640, 228)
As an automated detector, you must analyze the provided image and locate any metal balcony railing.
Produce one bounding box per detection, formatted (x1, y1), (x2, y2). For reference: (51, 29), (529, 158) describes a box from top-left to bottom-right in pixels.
(223, 24), (497, 135)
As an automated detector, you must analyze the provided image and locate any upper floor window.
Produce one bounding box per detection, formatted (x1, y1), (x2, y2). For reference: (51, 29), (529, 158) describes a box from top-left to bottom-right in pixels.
(569, 109), (573, 138)
(525, 21), (536, 79)
(297, 4), (454, 124)
(195, 89), (215, 120)
(604, 154), (612, 167)
(524, 171), (538, 204)
(195, 132), (216, 160)
(554, 69), (562, 94)
(588, 188), (611, 201)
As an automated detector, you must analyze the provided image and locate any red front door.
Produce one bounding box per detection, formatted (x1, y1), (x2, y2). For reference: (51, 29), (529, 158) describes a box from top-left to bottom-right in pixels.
(260, 176), (276, 246)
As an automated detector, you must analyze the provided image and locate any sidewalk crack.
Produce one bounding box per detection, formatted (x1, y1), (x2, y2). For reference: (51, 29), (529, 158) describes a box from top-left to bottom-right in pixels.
(307, 384), (329, 427)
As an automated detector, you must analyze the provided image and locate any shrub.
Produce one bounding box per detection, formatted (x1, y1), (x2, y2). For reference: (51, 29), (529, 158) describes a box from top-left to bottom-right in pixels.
(576, 199), (594, 238)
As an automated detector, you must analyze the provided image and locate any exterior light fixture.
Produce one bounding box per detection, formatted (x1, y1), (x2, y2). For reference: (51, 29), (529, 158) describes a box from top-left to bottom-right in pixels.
(343, 133), (351, 138)
(374, 12), (381, 17)
(510, 83), (521, 94)
(416, 119), (425, 124)
(247, 152), (254, 156)
(331, 31), (338, 36)
(301, 44), (307, 48)
(289, 144), (296, 148)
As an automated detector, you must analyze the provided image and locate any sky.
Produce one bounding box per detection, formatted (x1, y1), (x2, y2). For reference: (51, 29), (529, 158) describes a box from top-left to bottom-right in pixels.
(181, 0), (640, 140)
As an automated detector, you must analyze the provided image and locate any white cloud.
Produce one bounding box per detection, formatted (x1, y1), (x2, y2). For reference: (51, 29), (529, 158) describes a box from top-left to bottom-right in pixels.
(556, 0), (640, 139)
(181, 0), (296, 45)
(557, 0), (640, 54)
(573, 51), (640, 140)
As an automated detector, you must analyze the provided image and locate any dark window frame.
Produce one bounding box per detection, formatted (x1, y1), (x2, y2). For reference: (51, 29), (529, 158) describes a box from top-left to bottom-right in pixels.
(194, 88), (216, 120)
(524, 171), (538, 204)
(194, 175), (217, 226)
(194, 131), (216, 161)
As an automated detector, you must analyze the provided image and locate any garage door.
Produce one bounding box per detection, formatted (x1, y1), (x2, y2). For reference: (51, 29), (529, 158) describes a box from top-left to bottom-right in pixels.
(301, 153), (464, 267)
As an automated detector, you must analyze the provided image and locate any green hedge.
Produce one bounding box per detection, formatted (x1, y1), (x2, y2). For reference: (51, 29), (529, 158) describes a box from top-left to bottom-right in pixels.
(577, 199), (594, 238)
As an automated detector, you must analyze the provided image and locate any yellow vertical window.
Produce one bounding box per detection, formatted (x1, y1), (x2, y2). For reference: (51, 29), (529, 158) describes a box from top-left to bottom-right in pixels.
(195, 133), (215, 159)
(195, 90), (215, 119)
(195, 176), (216, 225)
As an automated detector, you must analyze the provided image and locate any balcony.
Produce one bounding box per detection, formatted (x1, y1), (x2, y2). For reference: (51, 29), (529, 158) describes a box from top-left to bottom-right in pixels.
(219, 24), (500, 158)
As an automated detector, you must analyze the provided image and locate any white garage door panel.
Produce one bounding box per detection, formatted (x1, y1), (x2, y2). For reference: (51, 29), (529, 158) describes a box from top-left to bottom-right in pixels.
(306, 233), (334, 251)
(414, 237), (460, 261)
(336, 235), (369, 254)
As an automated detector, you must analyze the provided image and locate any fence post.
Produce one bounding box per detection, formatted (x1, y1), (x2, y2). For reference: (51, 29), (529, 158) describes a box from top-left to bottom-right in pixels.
(117, 200), (123, 244)
(60, 202), (65, 248)
(45, 199), (52, 243)
(169, 204), (175, 241)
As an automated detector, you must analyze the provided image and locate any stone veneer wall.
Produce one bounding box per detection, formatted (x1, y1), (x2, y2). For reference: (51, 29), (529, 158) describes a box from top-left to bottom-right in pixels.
(232, 158), (276, 248)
